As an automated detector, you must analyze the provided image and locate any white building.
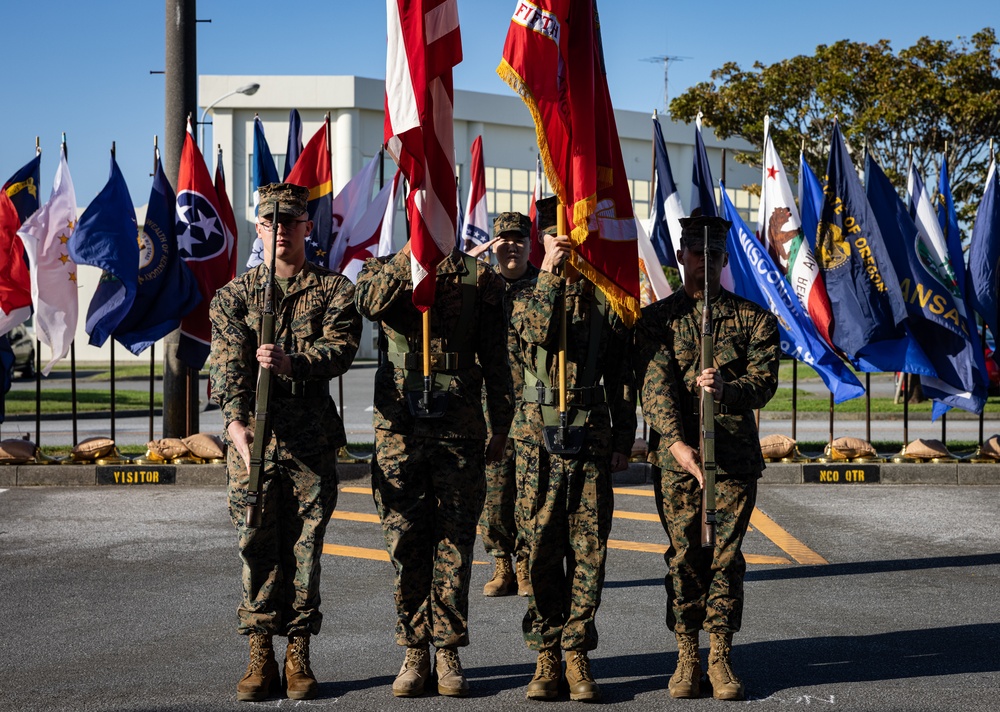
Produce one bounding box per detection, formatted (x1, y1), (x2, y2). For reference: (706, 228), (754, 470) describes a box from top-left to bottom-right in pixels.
(51, 74), (759, 364)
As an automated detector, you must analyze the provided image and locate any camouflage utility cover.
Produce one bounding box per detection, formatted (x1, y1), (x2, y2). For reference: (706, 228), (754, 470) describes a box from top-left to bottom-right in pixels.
(493, 211), (531, 238)
(258, 182), (309, 218)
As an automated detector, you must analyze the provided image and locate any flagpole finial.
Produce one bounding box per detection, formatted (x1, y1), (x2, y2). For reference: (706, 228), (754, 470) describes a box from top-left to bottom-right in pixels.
(652, 108), (658, 120)
(35, 136), (41, 155)
(111, 141), (116, 159)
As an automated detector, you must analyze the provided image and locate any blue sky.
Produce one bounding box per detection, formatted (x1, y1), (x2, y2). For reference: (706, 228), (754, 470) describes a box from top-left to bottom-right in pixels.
(1, 1), (993, 205)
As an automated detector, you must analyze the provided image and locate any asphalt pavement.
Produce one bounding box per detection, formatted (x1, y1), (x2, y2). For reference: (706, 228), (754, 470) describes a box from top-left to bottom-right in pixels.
(1, 483), (997, 711)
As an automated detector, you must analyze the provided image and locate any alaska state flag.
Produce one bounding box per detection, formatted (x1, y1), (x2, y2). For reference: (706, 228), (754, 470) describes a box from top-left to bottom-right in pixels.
(816, 120), (931, 375)
(690, 113), (717, 218)
(246, 116), (281, 268)
(176, 124), (230, 370)
(68, 152), (139, 348)
(650, 114), (682, 270)
(113, 155), (201, 356)
(722, 186), (864, 403)
(867, 153), (984, 416)
(968, 156), (1000, 361)
(284, 108), (304, 180)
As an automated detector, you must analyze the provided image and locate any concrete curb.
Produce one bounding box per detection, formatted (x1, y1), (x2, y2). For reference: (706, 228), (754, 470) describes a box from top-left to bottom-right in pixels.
(2, 461), (998, 487)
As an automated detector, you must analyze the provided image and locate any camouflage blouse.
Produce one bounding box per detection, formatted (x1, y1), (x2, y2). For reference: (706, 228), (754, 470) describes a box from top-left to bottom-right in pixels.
(633, 288), (779, 477)
(209, 262), (362, 460)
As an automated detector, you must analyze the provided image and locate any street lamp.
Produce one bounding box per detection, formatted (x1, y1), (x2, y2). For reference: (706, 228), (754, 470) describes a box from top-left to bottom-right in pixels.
(199, 82), (260, 149)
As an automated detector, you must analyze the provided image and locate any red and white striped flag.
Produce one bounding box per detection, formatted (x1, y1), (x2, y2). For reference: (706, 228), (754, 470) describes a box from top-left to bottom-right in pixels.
(460, 135), (489, 251)
(384, 0), (462, 310)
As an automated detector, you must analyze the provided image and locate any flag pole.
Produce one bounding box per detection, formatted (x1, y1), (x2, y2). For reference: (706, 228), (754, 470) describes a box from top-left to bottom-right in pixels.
(62, 134), (79, 450)
(33, 137), (42, 450)
(150, 137), (159, 445)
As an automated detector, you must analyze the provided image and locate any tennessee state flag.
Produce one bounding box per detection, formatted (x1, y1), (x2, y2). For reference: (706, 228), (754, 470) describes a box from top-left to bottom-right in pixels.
(286, 118), (334, 268)
(176, 123), (230, 370)
(498, 0), (639, 324)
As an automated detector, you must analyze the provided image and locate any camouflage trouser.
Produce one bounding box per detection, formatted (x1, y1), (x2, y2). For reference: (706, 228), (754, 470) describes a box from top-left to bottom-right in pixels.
(478, 438), (524, 560)
(515, 440), (613, 652)
(653, 468), (757, 634)
(371, 432), (486, 649)
(227, 448), (339, 637)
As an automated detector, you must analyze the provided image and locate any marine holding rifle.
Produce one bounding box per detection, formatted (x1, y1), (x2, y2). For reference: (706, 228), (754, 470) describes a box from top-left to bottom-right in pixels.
(632, 215), (779, 701)
(354, 238), (512, 698)
(508, 201), (635, 702)
(209, 183), (362, 702)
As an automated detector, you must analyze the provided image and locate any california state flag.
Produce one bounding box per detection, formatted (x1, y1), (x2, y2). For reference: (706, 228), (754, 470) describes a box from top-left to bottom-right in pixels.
(757, 115), (833, 346)
(384, 0), (462, 310)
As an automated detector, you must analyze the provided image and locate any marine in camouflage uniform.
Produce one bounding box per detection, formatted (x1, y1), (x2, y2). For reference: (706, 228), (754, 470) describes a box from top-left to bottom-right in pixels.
(354, 244), (512, 697)
(632, 215), (779, 701)
(209, 183), (363, 702)
(473, 211), (539, 598)
(509, 223), (635, 702)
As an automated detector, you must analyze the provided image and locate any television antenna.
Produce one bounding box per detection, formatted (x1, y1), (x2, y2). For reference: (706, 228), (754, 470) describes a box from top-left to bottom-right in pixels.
(642, 54), (691, 114)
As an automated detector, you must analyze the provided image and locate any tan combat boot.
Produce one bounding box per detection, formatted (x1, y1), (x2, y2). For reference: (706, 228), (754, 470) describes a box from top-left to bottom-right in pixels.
(435, 647), (469, 697)
(526, 648), (561, 700)
(668, 632), (701, 699)
(284, 635), (318, 700)
(565, 650), (601, 702)
(236, 633), (280, 702)
(392, 645), (430, 698)
(516, 556), (532, 597)
(707, 632), (745, 701)
(483, 556), (516, 597)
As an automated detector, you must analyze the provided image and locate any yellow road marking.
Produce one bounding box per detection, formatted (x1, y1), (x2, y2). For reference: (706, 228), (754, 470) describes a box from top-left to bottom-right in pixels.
(750, 509), (828, 565)
(323, 543), (388, 561)
(614, 487), (654, 497)
(341, 486), (370, 495)
(615, 510), (660, 522)
(332, 511), (379, 524)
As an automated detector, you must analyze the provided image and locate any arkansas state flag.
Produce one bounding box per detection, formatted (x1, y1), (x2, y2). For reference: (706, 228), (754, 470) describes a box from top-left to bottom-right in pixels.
(176, 123), (230, 370)
(286, 118), (334, 268)
(385, 0), (463, 310)
(498, 0), (639, 324)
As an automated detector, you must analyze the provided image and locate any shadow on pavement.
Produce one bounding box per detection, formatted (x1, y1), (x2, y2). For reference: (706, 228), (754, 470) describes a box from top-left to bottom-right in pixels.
(747, 552), (1000, 582)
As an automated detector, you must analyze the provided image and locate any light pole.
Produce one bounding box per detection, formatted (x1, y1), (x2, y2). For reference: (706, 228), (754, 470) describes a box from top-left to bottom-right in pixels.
(198, 82), (259, 149)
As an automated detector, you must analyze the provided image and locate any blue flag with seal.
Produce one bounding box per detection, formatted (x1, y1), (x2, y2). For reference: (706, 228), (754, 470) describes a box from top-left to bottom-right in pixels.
(721, 186), (865, 403)
(68, 152), (139, 348)
(968, 156), (1000, 361)
(650, 115), (682, 269)
(866, 152), (981, 416)
(112, 155), (202, 355)
(816, 121), (933, 375)
(690, 112), (717, 218)
(798, 152), (825, 256)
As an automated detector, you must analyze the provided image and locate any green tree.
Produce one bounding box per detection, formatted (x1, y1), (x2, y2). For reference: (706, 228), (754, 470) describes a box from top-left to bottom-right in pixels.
(670, 30), (1000, 227)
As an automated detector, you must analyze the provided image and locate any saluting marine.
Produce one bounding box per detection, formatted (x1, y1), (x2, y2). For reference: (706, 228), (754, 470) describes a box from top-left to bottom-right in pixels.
(633, 215), (779, 701)
(355, 240), (512, 698)
(209, 182), (362, 702)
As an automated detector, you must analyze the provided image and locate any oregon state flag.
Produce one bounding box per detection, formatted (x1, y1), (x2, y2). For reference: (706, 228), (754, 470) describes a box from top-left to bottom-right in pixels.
(498, 0), (639, 325)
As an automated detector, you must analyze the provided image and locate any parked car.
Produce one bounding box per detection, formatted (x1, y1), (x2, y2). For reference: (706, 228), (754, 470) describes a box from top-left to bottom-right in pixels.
(986, 346), (1000, 397)
(7, 324), (35, 378)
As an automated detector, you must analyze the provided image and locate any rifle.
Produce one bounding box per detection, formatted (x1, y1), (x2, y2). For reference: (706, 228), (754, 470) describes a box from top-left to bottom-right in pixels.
(245, 202), (280, 528)
(700, 224), (717, 548)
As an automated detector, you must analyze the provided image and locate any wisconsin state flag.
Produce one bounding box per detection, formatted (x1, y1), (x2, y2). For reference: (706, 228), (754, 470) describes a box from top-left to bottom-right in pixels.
(498, 0), (639, 324)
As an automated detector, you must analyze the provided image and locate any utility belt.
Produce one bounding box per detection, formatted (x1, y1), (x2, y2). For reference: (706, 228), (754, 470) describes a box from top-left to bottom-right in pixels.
(383, 350), (476, 372)
(523, 384), (606, 407)
(271, 378), (331, 399)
